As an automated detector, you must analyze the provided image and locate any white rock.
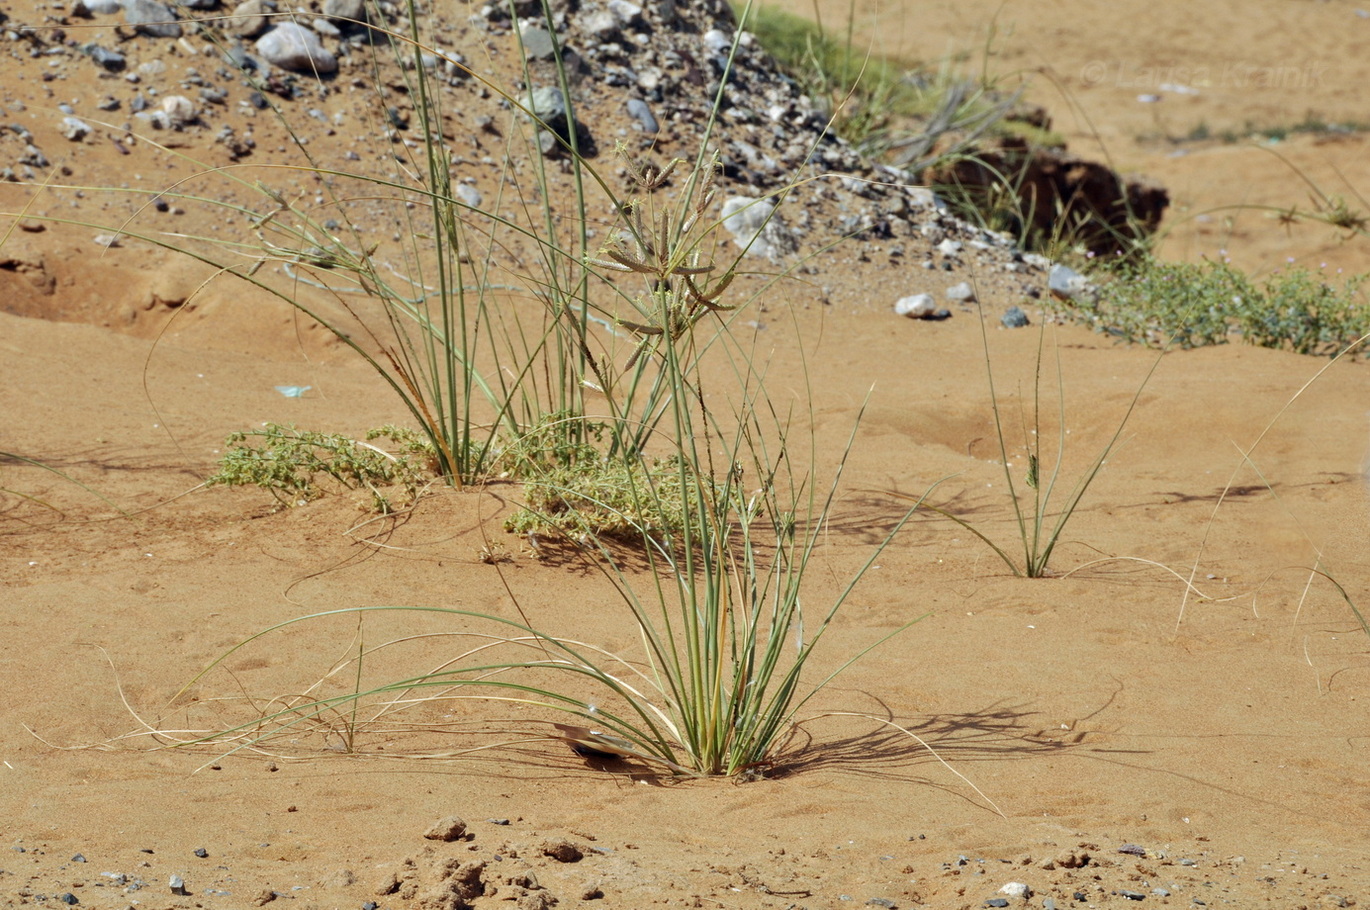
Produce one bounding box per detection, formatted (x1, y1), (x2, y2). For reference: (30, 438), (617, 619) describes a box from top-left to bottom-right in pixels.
(999, 881), (1032, 899)
(455, 183), (482, 208)
(894, 294), (947, 319)
(1048, 263), (1095, 302)
(719, 196), (796, 261)
(945, 281), (976, 302)
(905, 186), (943, 210)
(607, 0), (643, 25)
(159, 94), (196, 127)
(255, 22), (338, 74)
(60, 116), (91, 140)
(583, 10), (618, 37)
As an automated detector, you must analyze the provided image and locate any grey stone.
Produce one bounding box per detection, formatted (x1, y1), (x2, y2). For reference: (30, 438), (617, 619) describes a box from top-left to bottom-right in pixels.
(528, 85), (567, 123)
(86, 45), (126, 71)
(255, 22), (337, 74)
(311, 17), (340, 37)
(527, 85), (587, 154)
(80, 0), (124, 13)
(125, 0), (183, 37)
(626, 98), (657, 132)
(221, 44), (257, 70)
(519, 23), (556, 60)
(1001, 305), (1030, 328)
(179, 0), (219, 9)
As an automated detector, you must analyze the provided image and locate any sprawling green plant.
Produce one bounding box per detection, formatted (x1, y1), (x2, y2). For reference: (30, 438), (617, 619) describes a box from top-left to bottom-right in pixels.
(207, 424), (435, 512)
(1053, 257), (1369, 356)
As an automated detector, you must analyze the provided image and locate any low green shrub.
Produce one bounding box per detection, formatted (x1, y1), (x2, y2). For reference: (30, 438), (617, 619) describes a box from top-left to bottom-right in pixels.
(207, 424), (435, 512)
(1054, 257), (1369, 357)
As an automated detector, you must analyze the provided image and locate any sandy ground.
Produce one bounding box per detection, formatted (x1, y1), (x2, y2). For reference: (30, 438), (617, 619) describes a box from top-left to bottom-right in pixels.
(3, 2), (1370, 910)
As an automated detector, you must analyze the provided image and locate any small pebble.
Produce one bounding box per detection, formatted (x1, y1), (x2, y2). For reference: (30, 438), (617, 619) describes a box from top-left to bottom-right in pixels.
(58, 894), (79, 905)
(194, 847), (209, 858)
(1117, 889), (1146, 901)
(170, 874), (190, 896)
(71, 854), (86, 863)
(1001, 305), (1030, 328)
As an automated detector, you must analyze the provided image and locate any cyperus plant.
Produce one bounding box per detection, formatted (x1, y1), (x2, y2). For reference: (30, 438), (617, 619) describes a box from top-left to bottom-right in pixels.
(894, 310), (1161, 578)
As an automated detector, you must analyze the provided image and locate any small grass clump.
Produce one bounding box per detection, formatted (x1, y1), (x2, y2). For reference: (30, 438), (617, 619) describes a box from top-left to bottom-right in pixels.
(892, 313), (1161, 578)
(207, 424), (435, 512)
(1052, 257), (1370, 357)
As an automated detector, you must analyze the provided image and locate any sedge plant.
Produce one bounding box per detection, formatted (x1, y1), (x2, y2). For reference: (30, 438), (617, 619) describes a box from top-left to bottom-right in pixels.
(891, 297), (1163, 578)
